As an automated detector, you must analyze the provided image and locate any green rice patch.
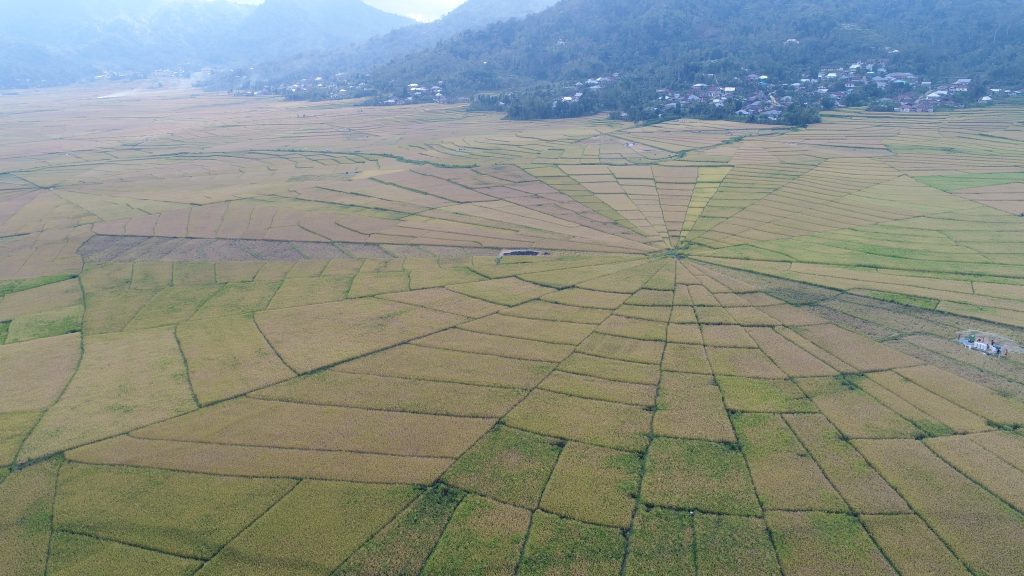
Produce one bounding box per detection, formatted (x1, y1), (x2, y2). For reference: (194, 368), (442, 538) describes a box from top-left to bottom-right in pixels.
(654, 373), (734, 443)
(718, 377), (816, 413)
(598, 315), (667, 341)
(408, 264), (484, 290)
(81, 288), (157, 334)
(784, 414), (910, 514)
(695, 514), (780, 576)
(449, 277), (554, 306)
(626, 289), (676, 306)
(49, 533), (201, 576)
(542, 288), (630, 310)
(519, 511), (627, 576)
(860, 514), (971, 576)
(624, 507), (694, 576)
(198, 480), (417, 575)
(340, 344), (555, 389)
(348, 271), (410, 298)
(55, 463), (294, 559)
(0, 411), (39, 466)
(131, 262), (173, 290)
(559, 353), (662, 385)
(504, 300), (611, 324)
(337, 485), (464, 576)
(767, 511), (895, 576)
(540, 371), (656, 406)
(443, 426), (561, 508)
(172, 262), (216, 286)
(917, 172), (1024, 192)
(5, 305), (81, 343)
(642, 438), (760, 516)
(541, 442), (641, 528)
(462, 314), (596, 345)
(0, 274), (76, 298)
(505, 390), (651, 452)
(192, 281), (280, 319)
(127, 285), (221, 330)
(421, 495), (530, 576)
(0, 460), (60, 575)
(256, 371), (524, 418)
(662, 344), (712, 374)
(853, 289), (939, 310)
(733, 413), (846, 512)
(267, 275), (352, 309)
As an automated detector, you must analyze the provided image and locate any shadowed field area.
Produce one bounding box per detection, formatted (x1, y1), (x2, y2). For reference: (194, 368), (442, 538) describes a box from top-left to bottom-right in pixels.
(2, 85), (1024, 575)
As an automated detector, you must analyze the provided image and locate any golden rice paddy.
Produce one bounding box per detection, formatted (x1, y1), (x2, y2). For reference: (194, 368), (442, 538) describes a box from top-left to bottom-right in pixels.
(2, 85), (1024, 574)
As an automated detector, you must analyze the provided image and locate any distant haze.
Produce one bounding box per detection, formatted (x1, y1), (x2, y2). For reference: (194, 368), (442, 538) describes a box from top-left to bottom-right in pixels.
(221, 0), (468, 21)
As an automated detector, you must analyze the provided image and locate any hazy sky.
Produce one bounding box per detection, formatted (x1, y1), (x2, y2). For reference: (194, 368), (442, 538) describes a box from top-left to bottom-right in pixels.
(227, 0), (466, 21)
(365, 0), (466, 22)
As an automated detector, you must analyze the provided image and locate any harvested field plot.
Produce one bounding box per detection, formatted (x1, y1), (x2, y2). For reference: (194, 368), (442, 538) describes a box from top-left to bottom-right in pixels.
(6, 91), (1024, 574)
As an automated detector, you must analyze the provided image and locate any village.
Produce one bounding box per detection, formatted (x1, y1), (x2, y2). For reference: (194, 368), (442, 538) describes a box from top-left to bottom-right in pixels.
(588, 60), (1023, 124)
(221, 57), (1023, 125)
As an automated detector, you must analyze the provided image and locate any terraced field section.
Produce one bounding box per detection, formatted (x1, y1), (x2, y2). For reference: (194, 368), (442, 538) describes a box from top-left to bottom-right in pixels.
(2, 88), (1024, 574)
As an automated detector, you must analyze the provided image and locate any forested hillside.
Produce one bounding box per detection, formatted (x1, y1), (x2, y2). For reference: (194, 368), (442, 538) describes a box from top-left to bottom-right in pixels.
(375, 0), (1024, 94)
(203, 0), (560, 91)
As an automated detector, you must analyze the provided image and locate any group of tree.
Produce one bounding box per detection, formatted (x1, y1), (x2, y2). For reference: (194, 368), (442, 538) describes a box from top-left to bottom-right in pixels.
(368, 0), (1023, 123)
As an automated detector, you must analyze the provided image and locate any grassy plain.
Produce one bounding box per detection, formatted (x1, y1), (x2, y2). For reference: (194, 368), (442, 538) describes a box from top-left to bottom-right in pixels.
(1, 86), (1024, 574)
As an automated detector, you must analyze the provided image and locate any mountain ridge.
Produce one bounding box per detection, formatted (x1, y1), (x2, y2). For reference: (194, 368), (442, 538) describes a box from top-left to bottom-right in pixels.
(0, 0), (414, 87)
